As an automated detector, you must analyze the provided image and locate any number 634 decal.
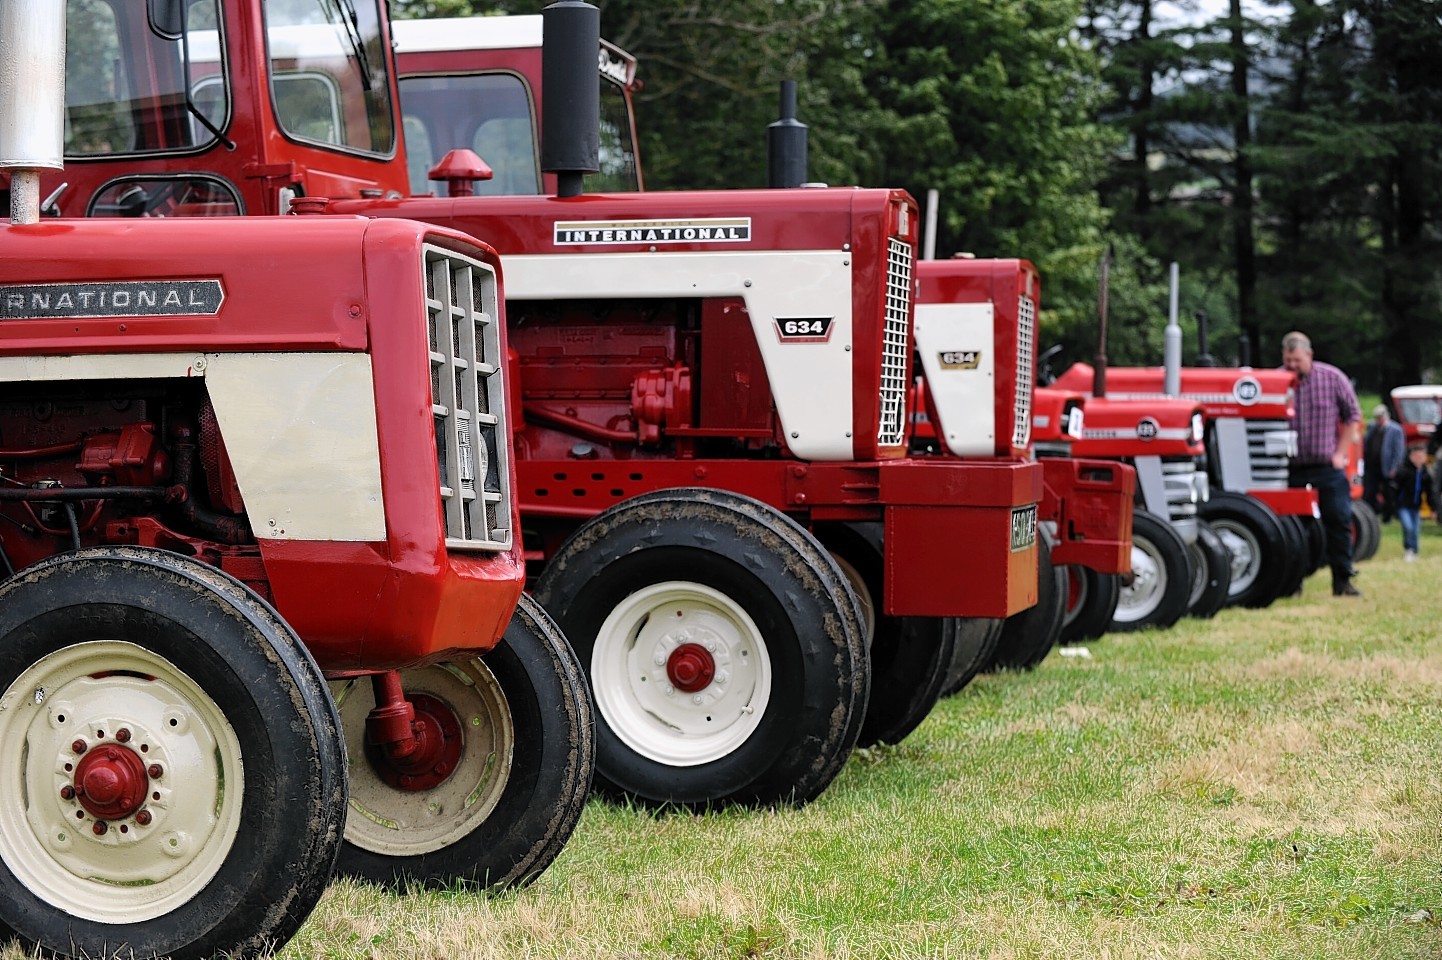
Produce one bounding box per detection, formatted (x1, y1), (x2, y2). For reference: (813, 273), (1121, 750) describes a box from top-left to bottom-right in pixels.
(774, 317), (834, 342)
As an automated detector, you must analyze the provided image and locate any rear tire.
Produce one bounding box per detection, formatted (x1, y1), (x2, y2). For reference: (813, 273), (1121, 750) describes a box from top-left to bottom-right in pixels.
(1186, 521), (1233, 619)
(0, 548), (344, 960)
(1061, 566), (1120, 643)
(533, 489), (868, 808)
(990, 528), (1066, 670)
(1109, 510), (1192, 632)
(816, 523), (953, 748)
(1200, 492), (1289, 608)
(333, 594), (594, 890)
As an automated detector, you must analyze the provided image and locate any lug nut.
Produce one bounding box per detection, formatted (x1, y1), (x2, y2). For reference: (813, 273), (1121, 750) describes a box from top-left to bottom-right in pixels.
(92, 821), (108, 836)
(59, 785), (75, 800)
(71, 739), (87, 754)
(115, 728), (131, 743)
(148, 764), (163, 779)
(135, 809), (152, 826)
(433, 762), (450, 777)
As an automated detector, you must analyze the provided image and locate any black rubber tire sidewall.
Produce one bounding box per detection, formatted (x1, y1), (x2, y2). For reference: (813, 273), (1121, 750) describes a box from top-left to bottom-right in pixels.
(1061, 567), (1120, 643)
(534, 489), (865, 807)
(1187, 521), (1233, 619)
(990, 530), (1066, 670)
(337, 594), (594, 891)
(1109, 510), (1193, 633)
(814, 523), (953, 748)
(1200, 492), (1289, 609)
(940, 617), (1004, 696)
(0, 548), (344, 960)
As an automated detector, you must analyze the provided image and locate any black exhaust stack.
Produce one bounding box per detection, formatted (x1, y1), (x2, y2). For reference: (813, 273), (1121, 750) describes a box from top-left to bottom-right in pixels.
(1195, 309), (1217, 367)
(767, 81), (807, 189)
(541, 0), (600, 198)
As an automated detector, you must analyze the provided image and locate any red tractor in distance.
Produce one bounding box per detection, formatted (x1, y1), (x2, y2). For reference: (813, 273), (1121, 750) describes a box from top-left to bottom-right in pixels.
(1033, 387), (1232, 630)
(0, 3), (592, 958)
(1052, 364), (1324, 607)
(910, 258), (1135, 662)
(49, 0), (1045, 809)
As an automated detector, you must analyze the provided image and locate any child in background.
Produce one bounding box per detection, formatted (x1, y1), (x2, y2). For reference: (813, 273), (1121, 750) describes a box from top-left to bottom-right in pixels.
(1393, 442), (1438, 561)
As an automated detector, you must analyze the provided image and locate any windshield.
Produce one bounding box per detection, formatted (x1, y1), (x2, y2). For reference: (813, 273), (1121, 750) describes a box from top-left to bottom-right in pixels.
(263, 0), (395, 156)
(65, 0), (226, 156)
(398, 70), (638, 196)
(1394, 397), (1442, 426)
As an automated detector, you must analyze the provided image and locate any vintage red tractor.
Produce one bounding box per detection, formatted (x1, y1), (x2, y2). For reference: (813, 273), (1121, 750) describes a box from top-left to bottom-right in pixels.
(1, 4), (593, 958)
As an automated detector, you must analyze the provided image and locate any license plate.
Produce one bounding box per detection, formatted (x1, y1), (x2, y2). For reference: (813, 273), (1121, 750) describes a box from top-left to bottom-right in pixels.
(1010, 505), (1038, 552)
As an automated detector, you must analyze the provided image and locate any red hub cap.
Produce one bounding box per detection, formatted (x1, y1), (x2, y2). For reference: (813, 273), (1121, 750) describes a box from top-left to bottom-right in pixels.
(73, 745), (149, 821)
(666, 643), (716, 693)
(364, 693), (465, 792)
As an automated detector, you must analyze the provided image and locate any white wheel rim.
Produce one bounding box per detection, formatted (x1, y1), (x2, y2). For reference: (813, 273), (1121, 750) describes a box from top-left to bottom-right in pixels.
(0, 641), (243, 923)
(331, 660), (513, 857)
(1212, 521), (1262, 595)
(830, 553), (876, 645)
(1114, 536), (1168, 623)
(592, 581), (772, 767)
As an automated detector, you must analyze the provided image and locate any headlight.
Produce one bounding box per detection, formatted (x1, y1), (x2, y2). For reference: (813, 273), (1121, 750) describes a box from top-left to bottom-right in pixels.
(1190, 412), (1205, 445)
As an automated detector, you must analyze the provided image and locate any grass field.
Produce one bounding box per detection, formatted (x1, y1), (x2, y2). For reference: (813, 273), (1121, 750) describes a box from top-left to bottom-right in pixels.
(5, 519), (1438, 960)
(266, 520), (1442, 959)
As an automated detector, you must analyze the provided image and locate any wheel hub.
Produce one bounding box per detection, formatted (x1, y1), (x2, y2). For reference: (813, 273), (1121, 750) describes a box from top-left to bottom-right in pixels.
(363, 693), (464, 792)
(73, 743), (149, 821)
(665, 643), (716, 692)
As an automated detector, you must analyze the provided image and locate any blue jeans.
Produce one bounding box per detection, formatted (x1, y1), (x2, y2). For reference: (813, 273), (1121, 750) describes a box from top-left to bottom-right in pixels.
(1399, 507), (1421, 552)
(1289, 463), (1355, 582)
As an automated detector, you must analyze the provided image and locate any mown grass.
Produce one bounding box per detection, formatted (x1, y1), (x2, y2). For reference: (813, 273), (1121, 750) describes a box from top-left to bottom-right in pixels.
(7, 522), (1439, 960)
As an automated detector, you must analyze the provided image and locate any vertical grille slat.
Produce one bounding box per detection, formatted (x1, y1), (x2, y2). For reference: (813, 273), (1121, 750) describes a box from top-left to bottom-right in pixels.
(877, 236), (912, 448)
(1014, 295), (1035, 450)
(424, 243), (512, 551)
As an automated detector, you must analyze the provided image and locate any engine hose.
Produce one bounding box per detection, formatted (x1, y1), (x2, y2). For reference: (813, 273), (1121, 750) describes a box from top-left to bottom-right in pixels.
(167, 436), (253, 545)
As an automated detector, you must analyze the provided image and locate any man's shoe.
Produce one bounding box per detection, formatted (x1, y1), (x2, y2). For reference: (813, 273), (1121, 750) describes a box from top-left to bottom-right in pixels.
(1332, 580), (1362, 597)
(1405, 550), (1417, 563)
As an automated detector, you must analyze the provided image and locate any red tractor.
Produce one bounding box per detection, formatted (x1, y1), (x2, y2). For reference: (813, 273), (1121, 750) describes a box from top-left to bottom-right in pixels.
(0, 4), (593, 958)
(910, 258), (1135, 660)
(1034, 387), (1231, 630)
(48, 0), (1044, 808)
(1053, 364), (1324, 607)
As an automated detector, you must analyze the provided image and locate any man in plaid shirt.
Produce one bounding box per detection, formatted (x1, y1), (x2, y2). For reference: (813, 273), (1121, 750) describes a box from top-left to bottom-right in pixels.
(1282, 331), (1363, 596)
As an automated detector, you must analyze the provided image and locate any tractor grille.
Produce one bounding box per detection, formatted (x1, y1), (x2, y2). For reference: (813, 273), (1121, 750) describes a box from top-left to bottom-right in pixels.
(877, 237), (912, 448)
(1162, 457), (1207, 522)
(1013, 295), (1036, 449)
(1246, 418), (1295, 490)
(424, 243), (512, 550)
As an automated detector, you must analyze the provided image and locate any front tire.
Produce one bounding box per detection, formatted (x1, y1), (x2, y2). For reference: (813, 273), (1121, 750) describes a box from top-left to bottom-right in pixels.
(333, 595), (594, 891)
(816, 523), (953, 747)
(1200, 492), (1289, 609)
(1109, 510), (1192, 632)
(1186, 520), (1233, 619)
(1061, 566), (1121, 643)
(990, 528), (1066, 670)
(0, 548), (345, 960)
(534, 489), (868, 808)
(1351, 499), (1381, 562)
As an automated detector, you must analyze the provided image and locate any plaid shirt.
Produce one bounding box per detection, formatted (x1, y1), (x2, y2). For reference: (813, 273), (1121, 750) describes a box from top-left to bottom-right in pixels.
(1289, 360), (1361, 465)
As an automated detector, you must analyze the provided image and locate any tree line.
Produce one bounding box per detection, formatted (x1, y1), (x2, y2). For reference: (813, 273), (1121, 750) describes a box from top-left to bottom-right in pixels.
(395, 0), (1442, 393)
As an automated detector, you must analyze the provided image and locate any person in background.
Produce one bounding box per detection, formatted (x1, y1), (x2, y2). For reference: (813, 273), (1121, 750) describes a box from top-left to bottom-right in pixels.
(1362, 404), (1405, 521)
(1281, 331), (1363, 596)
(1394, 443), (1437, 561)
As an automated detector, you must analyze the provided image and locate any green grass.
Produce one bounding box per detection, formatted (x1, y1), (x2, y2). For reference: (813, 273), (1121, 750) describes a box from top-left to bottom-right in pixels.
(9, 526), (1442, 959)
